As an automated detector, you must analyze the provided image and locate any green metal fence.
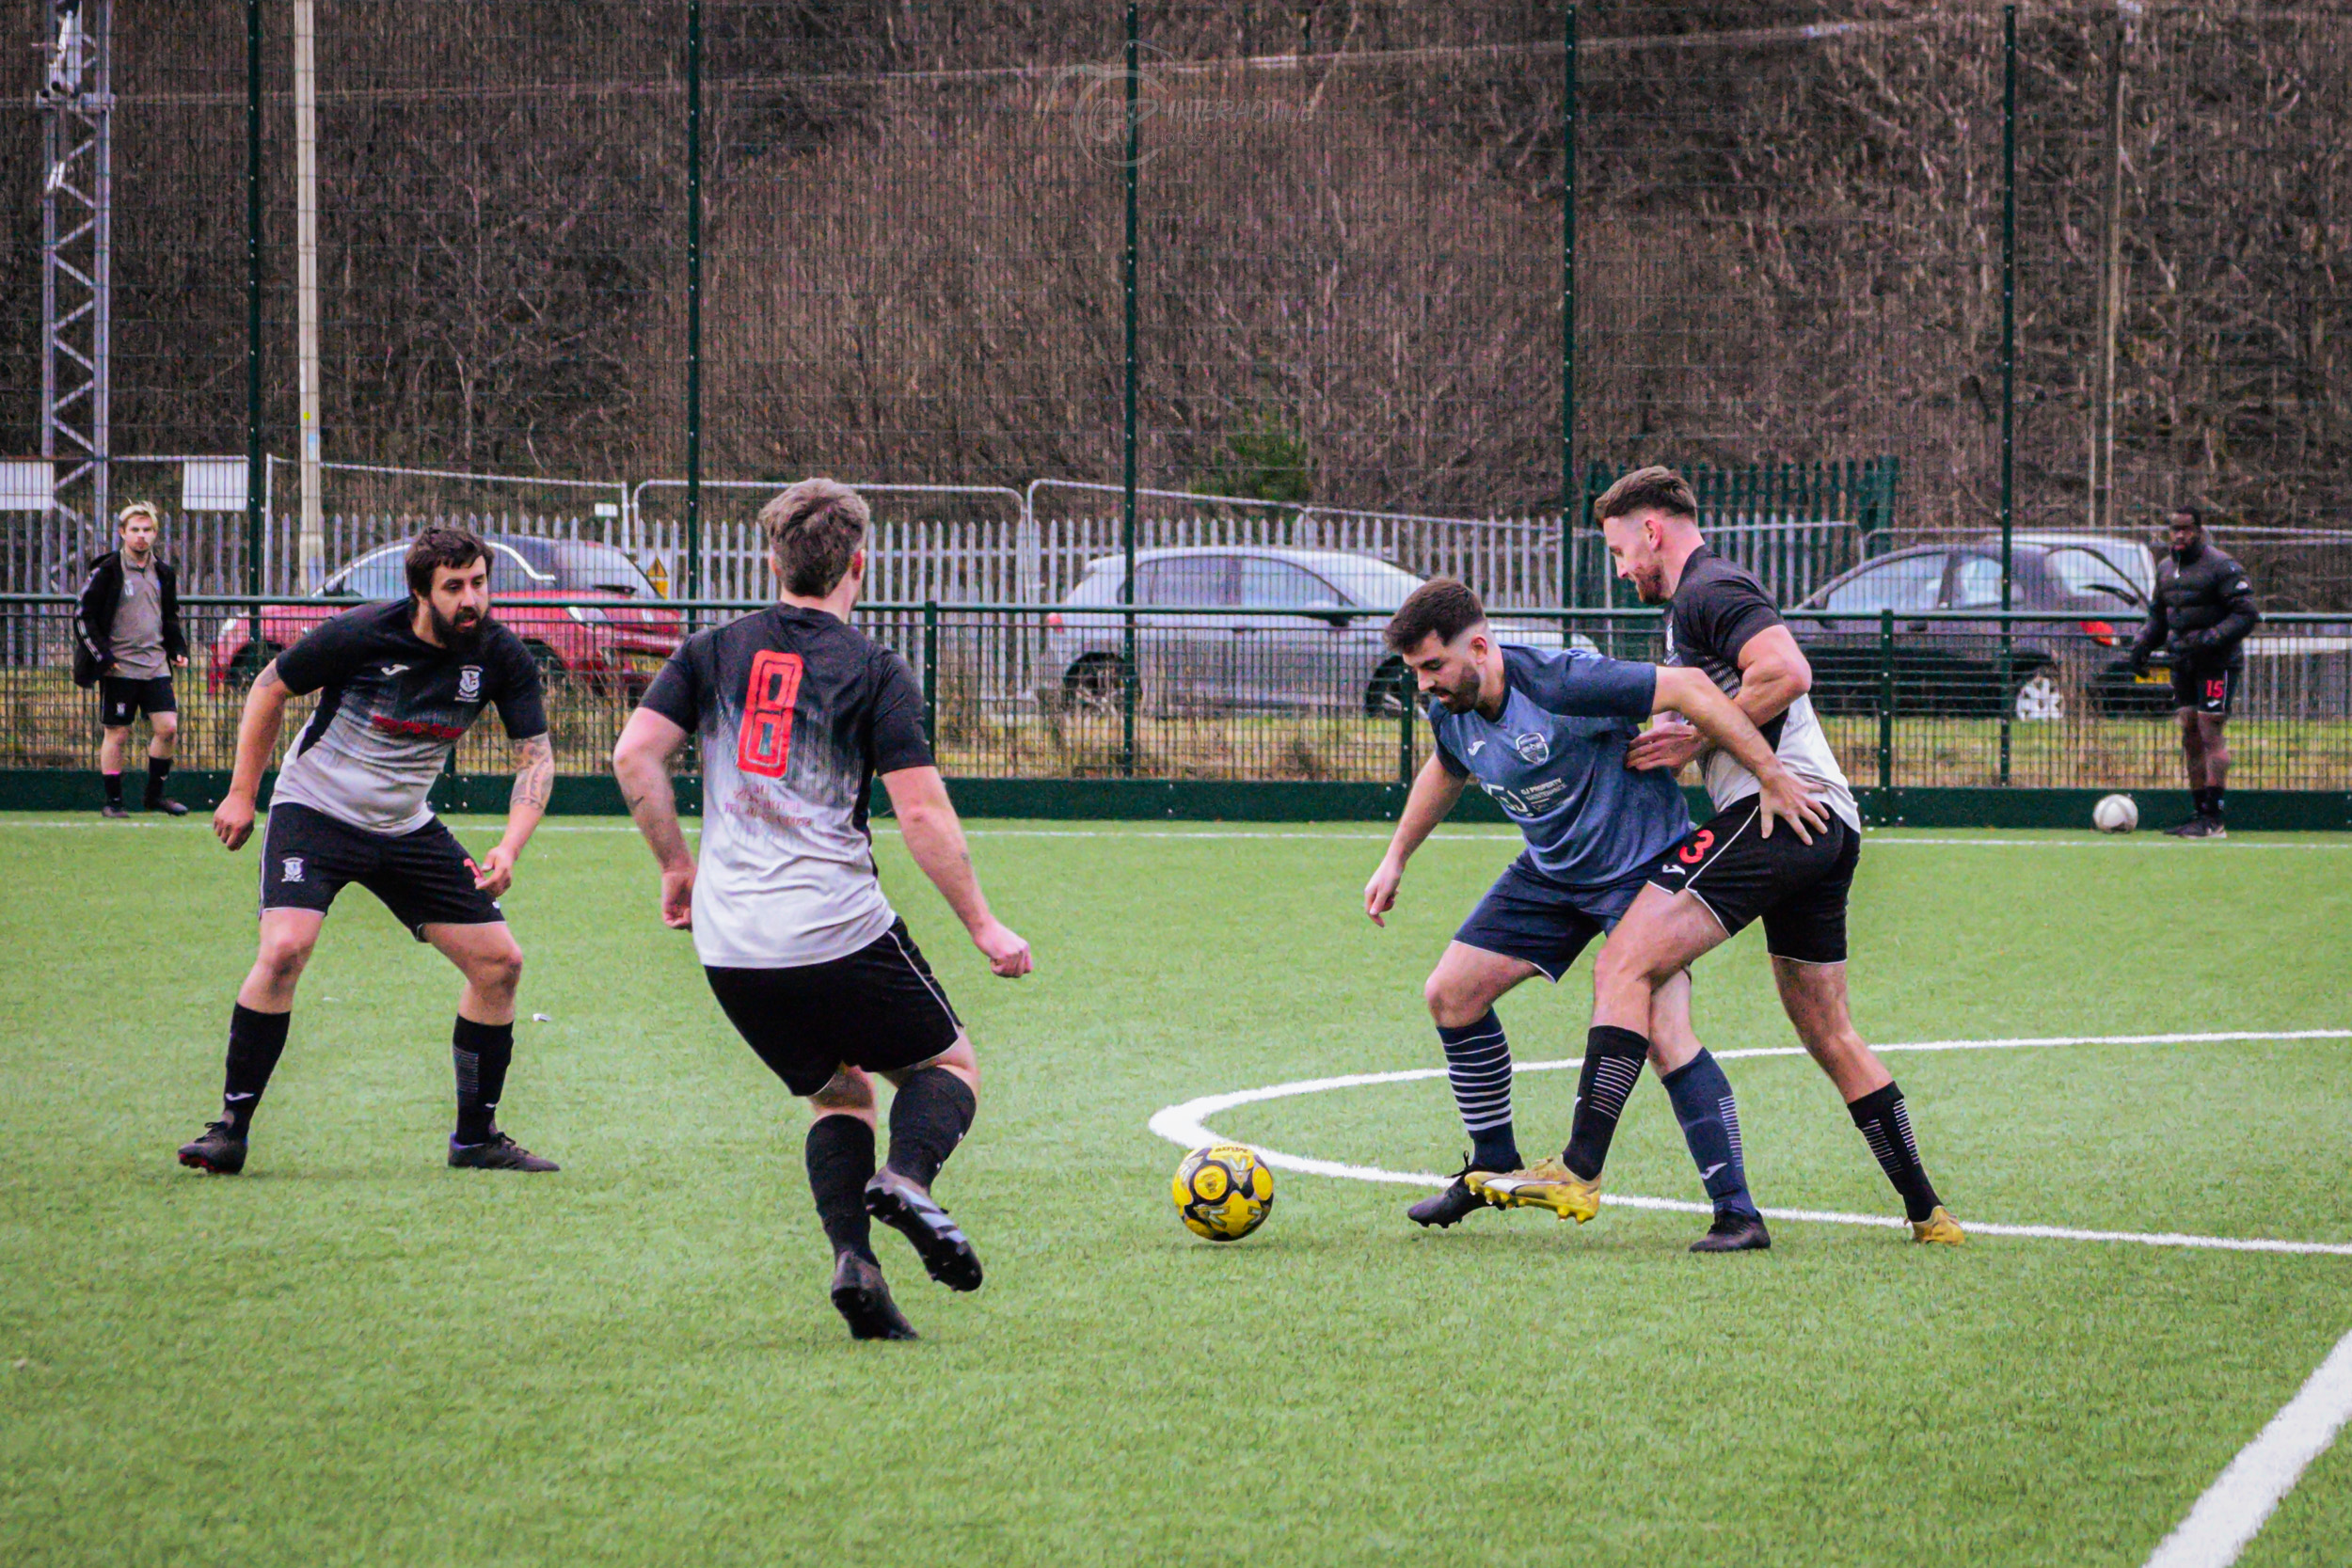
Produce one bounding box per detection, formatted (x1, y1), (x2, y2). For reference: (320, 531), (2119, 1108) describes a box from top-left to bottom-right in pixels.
(8, 594), (2346, 802)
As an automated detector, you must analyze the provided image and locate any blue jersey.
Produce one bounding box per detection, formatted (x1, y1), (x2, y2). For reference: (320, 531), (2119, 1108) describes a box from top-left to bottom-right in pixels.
(1427, 644), (1691, 891)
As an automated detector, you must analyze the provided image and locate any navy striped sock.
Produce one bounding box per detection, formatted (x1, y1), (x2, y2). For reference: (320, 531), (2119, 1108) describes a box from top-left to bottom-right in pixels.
(1436, 1010), (1519, 1171)
(1661, 1049), (1757, 1217)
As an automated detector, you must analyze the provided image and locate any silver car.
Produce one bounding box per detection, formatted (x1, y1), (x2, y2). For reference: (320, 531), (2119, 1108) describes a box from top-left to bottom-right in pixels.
(1038, 546), (1583, 716)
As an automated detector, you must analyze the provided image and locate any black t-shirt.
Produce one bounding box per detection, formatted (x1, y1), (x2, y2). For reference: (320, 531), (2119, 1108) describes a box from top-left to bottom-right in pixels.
(1663, 546), (1860, 830)
(641, 604), (933, 967)
(270, 599), (546, 834)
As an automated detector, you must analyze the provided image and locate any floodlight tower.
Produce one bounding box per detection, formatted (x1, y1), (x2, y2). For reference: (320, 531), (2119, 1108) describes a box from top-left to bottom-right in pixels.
(37, 0), (111, 570)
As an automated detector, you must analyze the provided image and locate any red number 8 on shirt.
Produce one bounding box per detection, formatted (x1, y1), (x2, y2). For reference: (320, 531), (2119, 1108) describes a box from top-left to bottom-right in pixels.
(736, 650), (804, 778)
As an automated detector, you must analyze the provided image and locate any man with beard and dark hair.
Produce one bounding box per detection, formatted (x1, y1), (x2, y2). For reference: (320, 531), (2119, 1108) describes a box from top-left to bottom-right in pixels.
(176, 527), (561, 1177)
(2130, 507), (2261, 838)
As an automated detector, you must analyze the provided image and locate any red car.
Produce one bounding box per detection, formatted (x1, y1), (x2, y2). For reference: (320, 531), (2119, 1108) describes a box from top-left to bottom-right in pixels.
(210, 534), (684, 696)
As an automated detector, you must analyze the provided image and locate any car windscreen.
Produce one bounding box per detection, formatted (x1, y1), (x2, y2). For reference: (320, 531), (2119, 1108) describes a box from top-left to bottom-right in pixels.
(2042, 546), (2144, 604)
(540, 540), (659, 597)
(1819, 553), (1946, 613)
(1315, 558), (1424, 608)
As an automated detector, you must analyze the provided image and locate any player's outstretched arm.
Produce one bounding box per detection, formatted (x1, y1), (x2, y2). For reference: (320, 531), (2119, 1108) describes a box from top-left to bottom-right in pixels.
(1627, 626), (1812, 774)
(612, 707), (696, 929)
(213, 659), (293, 850)
(470, 734), (554, 897)
(1651, 665), (1828, 843)
(881, 765), (1032, 978)
(1366, 752), (1466, 927)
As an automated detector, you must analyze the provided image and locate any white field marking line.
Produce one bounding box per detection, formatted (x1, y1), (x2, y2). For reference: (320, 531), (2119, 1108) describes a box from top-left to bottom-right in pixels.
(2143, 1324), (2352, 1568)
(1146, 1029), (2352, 1259)
(4, 819), (2347, 849)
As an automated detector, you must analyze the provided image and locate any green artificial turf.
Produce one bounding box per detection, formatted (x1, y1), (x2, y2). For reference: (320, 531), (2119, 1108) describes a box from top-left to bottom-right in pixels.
(2, 816), (2348, 1567)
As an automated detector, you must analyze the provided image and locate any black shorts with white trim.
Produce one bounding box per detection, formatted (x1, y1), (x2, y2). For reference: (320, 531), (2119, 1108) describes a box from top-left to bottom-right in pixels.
(1645, 796), (1860, 965)
(704, 917), (962, 1097)
(259, 800), (504, 939)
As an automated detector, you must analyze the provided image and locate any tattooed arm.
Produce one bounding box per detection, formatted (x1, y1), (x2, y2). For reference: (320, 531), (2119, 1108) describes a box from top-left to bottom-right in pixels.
(612, 706), (696, 928)
(471, 733), (555, 896)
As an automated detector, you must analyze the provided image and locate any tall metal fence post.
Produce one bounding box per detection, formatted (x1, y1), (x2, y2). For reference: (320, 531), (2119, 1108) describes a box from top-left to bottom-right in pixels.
(1119, 1), (1140, 777)
(684, 0), (705, 621)
(1998, 4), (2018, 784)
(245, 0), (263, 609)
(921, 598), (939, 751)
(1559, 3), (1577, 607)
(1877, 607), (1896, 811)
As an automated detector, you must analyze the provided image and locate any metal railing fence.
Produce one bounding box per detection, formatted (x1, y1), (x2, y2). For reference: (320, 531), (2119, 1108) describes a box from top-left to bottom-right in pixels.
(3, 594), (2344, 796)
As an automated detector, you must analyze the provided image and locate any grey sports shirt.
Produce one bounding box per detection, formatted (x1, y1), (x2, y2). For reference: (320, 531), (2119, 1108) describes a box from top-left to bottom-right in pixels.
(110, 562), (169, 679)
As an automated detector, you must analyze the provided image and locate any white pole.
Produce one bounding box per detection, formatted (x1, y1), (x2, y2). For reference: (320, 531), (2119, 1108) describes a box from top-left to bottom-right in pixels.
(294, 0), (324, 591)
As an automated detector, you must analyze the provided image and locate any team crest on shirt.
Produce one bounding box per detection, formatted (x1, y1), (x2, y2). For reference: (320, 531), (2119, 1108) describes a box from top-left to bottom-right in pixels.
(1512, 732), (1551, 765)
(457, 665), (483, 702)
(281, 857), (305, 882)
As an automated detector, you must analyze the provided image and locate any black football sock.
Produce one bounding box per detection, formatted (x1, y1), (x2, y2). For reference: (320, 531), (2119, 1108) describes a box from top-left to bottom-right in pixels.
(885, 1067), (977, 1189)
(1847, 1082), (1943, 1224)
(1562, 1025), (1650, 1181)
(102, 771), (123, 808)
(806, 1114), (880, 1262)
(143, 755), (174, 805)
(1437, 1010), (1520, 1171)
(1661, 1050), (1758, 1218)
(2206, 785), (2226, 822)
(222, 1003), (291, 1136)
(452, 1016), (515, 1143)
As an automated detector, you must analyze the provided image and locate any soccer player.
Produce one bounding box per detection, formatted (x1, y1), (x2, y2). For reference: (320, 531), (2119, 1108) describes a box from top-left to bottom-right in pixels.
(611, 479), (1032, 1342)
(2129, 506), (2260, 838)
(1364, 577), (1826, 1252)
(1544, 466), (1963, 1243)
(72, 501), (190, 817)
(175, 527), (559, 1177)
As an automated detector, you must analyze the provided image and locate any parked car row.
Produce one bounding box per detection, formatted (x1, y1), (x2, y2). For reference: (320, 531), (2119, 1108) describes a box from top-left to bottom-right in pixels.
(199, 530), (2247, 725)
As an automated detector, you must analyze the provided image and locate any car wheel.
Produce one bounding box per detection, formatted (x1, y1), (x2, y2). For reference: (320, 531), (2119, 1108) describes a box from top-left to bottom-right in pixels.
(1364, 658), (1413, 719)
(523, 641), (567, 693)
(2012, 669), (2066, 722)
(1063, 654), (1129, 713)
(227, 641), (282, 689)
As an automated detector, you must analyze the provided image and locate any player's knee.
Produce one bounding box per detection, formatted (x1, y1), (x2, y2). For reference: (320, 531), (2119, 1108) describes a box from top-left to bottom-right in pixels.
(1423, 972), (1479, 1028)
(476, 942), (524, 995)
(151, 713), (179, 741)
(255, 930), (316, 980)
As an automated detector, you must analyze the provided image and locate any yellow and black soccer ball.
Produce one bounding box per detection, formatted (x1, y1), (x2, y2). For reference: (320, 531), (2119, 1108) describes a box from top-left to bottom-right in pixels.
(1171, 1144), (1275, 1242)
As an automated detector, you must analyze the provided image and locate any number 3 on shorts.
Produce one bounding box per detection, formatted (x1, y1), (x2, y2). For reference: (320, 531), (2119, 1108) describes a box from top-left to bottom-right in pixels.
(736, 650), (804, 778)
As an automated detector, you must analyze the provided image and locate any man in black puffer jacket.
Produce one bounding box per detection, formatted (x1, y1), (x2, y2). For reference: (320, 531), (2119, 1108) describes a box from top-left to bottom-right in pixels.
(2129, 507), (2260, 838)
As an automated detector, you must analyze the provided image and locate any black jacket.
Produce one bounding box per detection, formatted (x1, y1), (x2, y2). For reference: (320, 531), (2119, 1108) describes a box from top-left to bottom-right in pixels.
(72, 550), (186, 688)
(2129, 541), (2260, 673)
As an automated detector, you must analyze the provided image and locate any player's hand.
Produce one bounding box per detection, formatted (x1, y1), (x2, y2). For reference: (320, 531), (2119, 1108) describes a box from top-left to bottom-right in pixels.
(173, 654), (190, 669)
(467, 846), (517, 898)
(1625, 720), (1703, 773)
(972, 917), (1032, 978)
(1364, 857), (1404, 927)
(660, 863), (695, 929)
(213, 791), (257, 850)
(1754, 766), (1827, 845)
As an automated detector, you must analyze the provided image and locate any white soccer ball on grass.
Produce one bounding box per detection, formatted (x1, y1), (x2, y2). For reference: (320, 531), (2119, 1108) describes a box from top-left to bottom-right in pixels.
(2092, 793), (2138, 833)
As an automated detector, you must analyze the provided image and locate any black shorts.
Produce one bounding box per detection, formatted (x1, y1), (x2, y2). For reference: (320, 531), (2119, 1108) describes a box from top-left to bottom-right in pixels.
(2172, 664), (2239, 717)
(99, 674), (175, 726)
(705, 919), (962, 1097)
(1454, 856), (1652, 982)
(259, 801), (505, 940)
(1645, 796), (1861, 965)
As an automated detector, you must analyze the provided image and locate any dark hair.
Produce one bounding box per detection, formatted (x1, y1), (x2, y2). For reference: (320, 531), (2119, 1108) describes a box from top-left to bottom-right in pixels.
(405, 526), (490, 598)
(1384, 576), (1486, 653)
(2169, 504), (2205, 531)
(1592, 465), (1700, 526)
(760, 478), (871, 596)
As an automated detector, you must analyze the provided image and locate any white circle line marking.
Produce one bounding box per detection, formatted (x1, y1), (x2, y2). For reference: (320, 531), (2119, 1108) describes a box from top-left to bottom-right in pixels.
(1147, 1029), (2352, 1259)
